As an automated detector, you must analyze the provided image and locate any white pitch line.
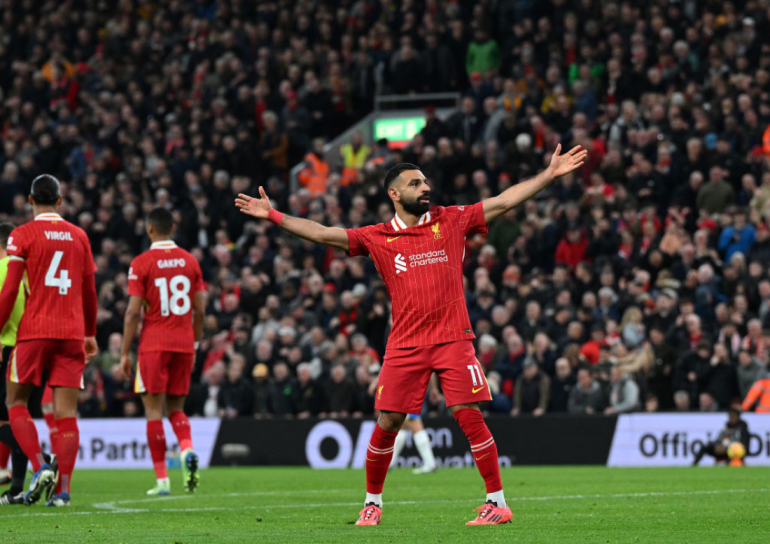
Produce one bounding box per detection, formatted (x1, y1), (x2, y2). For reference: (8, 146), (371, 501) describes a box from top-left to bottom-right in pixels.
(0, 487), (766, 518)
(92, 488), (360, 512)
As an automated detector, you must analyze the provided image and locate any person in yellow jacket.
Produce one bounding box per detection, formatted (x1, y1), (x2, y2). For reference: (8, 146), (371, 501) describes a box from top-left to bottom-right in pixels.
(339, 132), (370, 186)
(0, 223), (30, 504)
(742, 374), (770, 413)
(298, 138), (330, 197)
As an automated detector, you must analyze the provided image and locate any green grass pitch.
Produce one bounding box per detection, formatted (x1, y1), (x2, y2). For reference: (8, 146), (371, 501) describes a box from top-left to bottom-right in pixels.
(0, 466), (766, 543)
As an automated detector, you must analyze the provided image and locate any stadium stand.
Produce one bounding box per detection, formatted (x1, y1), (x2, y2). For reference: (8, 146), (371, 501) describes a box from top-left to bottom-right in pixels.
(1, 0), (770, 418)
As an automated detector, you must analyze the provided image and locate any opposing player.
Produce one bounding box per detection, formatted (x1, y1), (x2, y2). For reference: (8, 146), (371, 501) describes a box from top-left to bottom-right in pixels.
(389, 414), (437, 474)
(0, 222), (29, 505)
(0, 174), (99, 506)
(119, 208), (206, 496)
(236, 144), (586, 525)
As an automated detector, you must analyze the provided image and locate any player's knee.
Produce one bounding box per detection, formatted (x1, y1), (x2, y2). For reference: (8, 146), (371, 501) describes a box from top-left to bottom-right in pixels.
(53, 405), (77, 420)
(377, 411), (406, 433)
(450, 403), (480, 414)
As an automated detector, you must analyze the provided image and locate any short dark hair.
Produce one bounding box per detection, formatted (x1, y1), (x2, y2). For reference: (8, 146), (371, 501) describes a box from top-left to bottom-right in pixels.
(30, 174), (61, 206)
(147, 207), (174, 235)
(383, 163), (421, 192)
(0, 222), (14, 250)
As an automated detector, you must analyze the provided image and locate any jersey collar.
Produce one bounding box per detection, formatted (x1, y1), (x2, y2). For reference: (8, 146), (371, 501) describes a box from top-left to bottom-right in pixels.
(390, 211), (431, 232)
(150, 241), (178, 250)
(34, 213), (63, 221)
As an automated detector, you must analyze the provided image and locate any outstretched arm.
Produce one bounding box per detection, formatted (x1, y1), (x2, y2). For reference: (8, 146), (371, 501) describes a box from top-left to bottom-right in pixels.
(235, 187), (350, 252)
(482, 144), (587, 223)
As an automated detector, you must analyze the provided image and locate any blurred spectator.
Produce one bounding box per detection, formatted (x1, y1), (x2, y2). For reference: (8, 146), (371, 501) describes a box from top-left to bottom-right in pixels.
(604, 366), (640, 415)
(549, 358), (576, 413)
(324, 364), (356, 418)
(737, 349), (766, 399)
(218, 355), (254, 418)
(296, 363), (324, 419)
(568, 367), (606, 415)
(512, 359), (550, 417)
(263, 363), (298, 418)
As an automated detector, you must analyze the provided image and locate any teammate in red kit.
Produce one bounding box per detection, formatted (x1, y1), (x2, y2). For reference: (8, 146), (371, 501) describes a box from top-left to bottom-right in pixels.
(236, 144), (586, 525)
(119, 208), (206, 496)
(0, 174), (99, 506)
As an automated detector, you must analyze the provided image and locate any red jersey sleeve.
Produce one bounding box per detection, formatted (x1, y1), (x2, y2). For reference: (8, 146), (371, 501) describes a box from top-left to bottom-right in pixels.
(450, 203), (488, 236)
(345, 228), (371, 257)
(6, 227), (30, 261)
(127, 258), (146, 299)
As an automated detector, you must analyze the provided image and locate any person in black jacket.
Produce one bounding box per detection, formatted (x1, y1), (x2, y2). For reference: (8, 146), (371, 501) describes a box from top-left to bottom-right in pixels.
(672, 340), (712, 407)
(295, 363), (324, 418)
(692, 408), (750, 466)
(262, 362), (298, 418)
(217, 355), (255, 418)
(549, 358), (575, 413)
(705, 343), (739, 410)
(324, 364), (356, 417)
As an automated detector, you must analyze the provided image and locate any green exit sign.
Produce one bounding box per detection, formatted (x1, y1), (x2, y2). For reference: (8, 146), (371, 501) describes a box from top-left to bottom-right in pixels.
(373, 117), (426, 144)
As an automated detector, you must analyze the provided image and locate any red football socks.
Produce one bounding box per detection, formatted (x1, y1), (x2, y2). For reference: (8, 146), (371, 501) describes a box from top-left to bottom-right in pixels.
(169, 411), (193, 452)
(0, 442), (9, 468)
(147, 419), (168, 479)
(365, 424), (398, 494)
(8, 406), (44, 472)
(44, 412), (58, 456)
(55, 417), (79, 495)
(454, 408), (503, 493)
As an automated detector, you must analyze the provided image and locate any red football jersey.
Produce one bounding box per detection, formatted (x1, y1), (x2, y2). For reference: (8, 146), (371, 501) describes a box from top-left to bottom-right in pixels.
(128, 241), (206, 353)
(346, 204), (488, 348)
(6, 213), (96, 341)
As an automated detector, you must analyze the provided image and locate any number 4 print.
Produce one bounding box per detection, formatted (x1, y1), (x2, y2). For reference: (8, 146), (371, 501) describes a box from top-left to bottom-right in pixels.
(45, 251), (71, 295)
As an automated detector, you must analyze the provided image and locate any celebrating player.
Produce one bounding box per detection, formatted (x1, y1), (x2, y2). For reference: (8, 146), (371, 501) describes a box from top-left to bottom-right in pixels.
(0, 174), (99, 506)
(119, 208), (206, 496)
(236, 144), (586, 525)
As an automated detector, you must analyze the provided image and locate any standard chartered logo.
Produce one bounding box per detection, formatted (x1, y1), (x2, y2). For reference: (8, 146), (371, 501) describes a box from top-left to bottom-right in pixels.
(395, 253), (407, 274)
(395, 250), (449, 274)
(409, 250), (448, 267)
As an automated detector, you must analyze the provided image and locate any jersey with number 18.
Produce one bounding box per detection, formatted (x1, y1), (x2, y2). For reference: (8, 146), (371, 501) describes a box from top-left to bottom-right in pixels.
(6, 213), (96, 341)
(127, 241), (206, 354)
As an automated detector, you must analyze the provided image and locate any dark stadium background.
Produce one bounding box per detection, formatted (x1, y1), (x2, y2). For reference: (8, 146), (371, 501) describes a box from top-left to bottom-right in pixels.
(1, 0), (769, 428)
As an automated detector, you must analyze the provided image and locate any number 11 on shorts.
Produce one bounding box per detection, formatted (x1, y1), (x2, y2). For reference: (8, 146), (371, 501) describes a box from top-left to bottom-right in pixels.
(467, 364), (484, 387)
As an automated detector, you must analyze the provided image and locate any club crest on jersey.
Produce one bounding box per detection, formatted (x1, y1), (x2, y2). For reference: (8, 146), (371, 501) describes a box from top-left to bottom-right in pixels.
(431, 223), (442, 239)
(394, 253), (407, 274)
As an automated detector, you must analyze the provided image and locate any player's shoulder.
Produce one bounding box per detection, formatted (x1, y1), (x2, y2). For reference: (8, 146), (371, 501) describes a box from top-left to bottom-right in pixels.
(438, 204), (474, 216)
(353, 221), (393, 237)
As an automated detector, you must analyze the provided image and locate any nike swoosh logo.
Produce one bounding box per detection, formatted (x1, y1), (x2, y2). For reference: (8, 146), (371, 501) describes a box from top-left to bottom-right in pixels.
(472, 386), (485, 394)
(475, 453), (490, 461)
(387, 236), (402, 242)
(366, 458), (375, 462)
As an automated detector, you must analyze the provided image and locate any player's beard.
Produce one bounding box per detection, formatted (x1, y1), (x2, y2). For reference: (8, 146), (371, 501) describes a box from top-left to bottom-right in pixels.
(401, 192), (431, 216)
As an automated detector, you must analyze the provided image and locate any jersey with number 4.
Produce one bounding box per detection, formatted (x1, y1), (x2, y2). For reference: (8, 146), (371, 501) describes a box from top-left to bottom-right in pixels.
(128, 241), (205, 354)
(6, 213), (96, 341)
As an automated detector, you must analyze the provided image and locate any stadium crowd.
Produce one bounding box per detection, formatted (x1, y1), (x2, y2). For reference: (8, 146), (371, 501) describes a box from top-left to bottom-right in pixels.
(1, 0), (770, 419)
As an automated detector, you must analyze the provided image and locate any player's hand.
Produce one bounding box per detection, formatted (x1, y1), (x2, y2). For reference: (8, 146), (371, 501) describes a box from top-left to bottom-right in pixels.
(547, 144), (588, 178)
(118, 355), (133, 381)
(85, 336), (99, 362)
(0, 341), (3, 362)
(235, 187), (272, 219)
